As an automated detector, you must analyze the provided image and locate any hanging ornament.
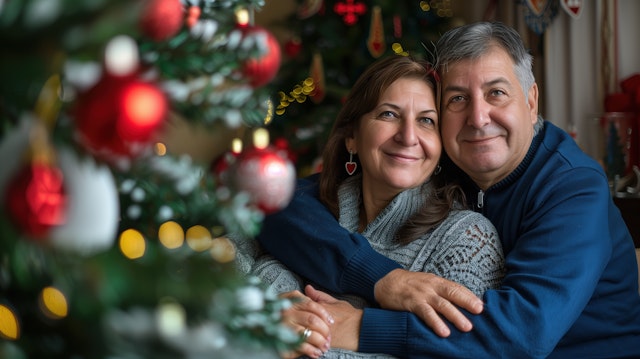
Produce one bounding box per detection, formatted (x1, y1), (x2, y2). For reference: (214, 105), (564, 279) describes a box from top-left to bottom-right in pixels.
(393, 15), (402, 39)
(4, 124), (67, 239)
(521, 0), (559, 35)
(49, 148), (119, 255)
(5, 162), (67, 239)
(561, 0), (583, 19)
(74, 73), (168, 159)
(367, 6), (385, 58)
(334, 0), (367, 26)
(298, 0), (324, 19)
(232, 129), (295, 214)
(139, 0), (184, 41)
(284, 36), (302, 58)
(309, 53), (326, 104)
(240, 25), (282, 88)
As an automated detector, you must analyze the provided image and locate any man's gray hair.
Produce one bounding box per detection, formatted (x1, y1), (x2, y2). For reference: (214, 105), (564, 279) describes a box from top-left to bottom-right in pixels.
(435, 22), (543, 134)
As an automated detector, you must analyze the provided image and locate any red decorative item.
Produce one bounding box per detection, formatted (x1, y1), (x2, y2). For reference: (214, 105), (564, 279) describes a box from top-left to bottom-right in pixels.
(334, 0), (367, 26)
(284, 37), (302, 58)
(74, 74), (168, 159)
(367, 6), (385, 58)
(561, 0), (583, 19)
(185, 5), (201, 28)
(240, 26), (282, 88)
(232, 146), (296, 214)
(5, 163), (67, 239)
(139, 0), (184, 41)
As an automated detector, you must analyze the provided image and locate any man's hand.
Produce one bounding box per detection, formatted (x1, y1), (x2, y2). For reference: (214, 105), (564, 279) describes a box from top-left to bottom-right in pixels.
(305, 285), (362, 352)
(374, 269), (483, 337)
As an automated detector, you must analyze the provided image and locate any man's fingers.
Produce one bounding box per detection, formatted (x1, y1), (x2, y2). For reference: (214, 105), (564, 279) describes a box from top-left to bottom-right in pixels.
(443, 283), (484, 315)
(415, 304), (451, 338)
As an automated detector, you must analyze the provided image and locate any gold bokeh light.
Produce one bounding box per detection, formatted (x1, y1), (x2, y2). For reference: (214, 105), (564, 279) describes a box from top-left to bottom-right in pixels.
(119, 229), (146, 259)
(185, 225), (213, 252)
(39, 286), (68, 319)
(0, 304), (20, 340)
(158, 221), (184, 249)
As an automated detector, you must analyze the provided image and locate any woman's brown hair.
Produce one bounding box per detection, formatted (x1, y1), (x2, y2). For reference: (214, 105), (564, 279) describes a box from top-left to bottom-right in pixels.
(318, 54), (466, 245)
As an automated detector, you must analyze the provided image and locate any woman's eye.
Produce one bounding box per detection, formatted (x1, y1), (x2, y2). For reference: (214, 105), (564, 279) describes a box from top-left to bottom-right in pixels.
(378, 111), (397, 119)
(419, 117), (435, 126)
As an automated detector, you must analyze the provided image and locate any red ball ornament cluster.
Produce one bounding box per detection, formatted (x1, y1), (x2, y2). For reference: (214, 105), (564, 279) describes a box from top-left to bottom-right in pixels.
(240, 25), (282, 88)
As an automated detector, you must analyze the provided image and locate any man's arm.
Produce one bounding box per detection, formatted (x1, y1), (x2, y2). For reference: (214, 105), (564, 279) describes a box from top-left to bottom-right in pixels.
(257, 175), (401, 302)
(359, 168), (628, 358)
(257, 175), (483, 336)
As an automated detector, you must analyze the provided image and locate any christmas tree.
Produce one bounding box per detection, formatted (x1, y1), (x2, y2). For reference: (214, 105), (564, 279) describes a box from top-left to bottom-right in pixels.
(266, 0), (455, 174)
(0, 0), (299, 357)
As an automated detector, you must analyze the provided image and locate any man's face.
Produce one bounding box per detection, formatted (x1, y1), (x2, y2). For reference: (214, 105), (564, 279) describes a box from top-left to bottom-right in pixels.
(440, 46), (539, 189)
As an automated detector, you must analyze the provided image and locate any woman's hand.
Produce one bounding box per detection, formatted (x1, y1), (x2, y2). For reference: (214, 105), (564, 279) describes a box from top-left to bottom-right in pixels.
(278, 289), (334, 359)
(304, 285), (362, 352)
(374, 269), (484, 337)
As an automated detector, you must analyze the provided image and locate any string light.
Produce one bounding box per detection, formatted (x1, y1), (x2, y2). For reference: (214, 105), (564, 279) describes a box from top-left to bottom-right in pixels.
(0, 304), (19, 340)
(158, 221), (184, 249)
(39, 286), (68, 319)
(185, 225), (212, 252)
(119, 229), (146, 259)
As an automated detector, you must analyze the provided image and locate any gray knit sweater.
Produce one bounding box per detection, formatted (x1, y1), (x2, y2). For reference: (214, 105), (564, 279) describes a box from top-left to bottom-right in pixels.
(233, 176), (505, 359)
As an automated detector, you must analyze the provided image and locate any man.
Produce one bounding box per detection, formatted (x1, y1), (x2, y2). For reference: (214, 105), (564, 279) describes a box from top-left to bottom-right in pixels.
(257, 22), (640, 358)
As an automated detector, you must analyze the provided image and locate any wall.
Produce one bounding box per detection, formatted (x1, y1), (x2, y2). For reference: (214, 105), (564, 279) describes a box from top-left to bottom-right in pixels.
(545, 0), (640, 159)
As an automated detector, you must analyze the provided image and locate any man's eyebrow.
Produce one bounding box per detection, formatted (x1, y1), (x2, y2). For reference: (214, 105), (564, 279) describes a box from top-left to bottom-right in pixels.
(442, 77), (512, 93)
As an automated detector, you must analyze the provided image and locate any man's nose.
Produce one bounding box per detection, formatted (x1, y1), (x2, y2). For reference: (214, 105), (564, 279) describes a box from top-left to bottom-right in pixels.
(467, 99), (491, 128)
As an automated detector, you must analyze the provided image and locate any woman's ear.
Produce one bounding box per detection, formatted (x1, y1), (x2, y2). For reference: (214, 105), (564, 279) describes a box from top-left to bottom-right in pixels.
(345, 137), (356, 153)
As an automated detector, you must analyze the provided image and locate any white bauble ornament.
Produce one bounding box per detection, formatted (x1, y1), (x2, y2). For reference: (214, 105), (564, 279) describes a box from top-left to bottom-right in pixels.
(49, 147), (119, 255)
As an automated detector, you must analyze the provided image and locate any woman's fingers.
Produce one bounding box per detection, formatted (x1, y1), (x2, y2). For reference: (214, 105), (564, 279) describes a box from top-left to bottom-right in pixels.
(279, 290), (332, 358)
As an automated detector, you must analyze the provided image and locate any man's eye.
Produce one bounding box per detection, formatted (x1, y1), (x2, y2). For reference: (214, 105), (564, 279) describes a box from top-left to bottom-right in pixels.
(446, 96), (467, 111)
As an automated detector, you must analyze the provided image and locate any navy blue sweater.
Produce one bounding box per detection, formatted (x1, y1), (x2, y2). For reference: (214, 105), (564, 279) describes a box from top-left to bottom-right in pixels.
(257, 121), (640, 358)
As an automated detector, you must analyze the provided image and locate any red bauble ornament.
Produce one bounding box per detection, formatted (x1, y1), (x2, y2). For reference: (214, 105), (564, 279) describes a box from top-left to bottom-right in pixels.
(240, 26), (282, 88)
(140, 0), (184, 41)
(232, 146), (296, 214)
(4, 163), (67, 239)
(74, 74), (168, 159)
(284, 37), (302, 58)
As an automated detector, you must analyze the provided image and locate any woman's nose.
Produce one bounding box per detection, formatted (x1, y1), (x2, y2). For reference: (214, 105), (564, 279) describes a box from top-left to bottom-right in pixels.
(394, 119), (418, 145)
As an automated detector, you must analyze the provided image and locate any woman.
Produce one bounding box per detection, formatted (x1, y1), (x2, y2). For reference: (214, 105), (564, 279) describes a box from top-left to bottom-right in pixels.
(233, 55), (505, 359)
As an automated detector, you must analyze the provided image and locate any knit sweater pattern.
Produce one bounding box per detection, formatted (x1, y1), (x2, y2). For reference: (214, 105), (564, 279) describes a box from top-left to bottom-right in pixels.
(235, 175), (505, 359)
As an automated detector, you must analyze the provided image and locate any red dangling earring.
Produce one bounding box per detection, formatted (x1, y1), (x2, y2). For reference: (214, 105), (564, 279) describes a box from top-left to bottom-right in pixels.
(345, 150), (357, 175)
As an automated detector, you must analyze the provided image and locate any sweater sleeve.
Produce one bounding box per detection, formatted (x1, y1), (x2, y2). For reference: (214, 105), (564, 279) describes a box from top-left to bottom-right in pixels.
(256, 175), (402, 302)
(359, 166), (634, 358)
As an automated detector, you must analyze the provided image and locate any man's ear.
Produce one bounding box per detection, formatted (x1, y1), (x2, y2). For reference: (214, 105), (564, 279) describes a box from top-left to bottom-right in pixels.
(528, 83), (539, 125)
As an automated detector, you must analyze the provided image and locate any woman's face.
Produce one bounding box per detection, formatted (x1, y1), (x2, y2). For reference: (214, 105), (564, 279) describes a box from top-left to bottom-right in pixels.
(347, 77), (440, 199)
